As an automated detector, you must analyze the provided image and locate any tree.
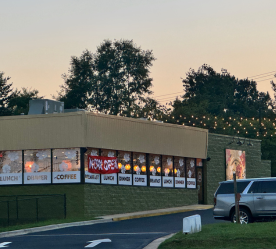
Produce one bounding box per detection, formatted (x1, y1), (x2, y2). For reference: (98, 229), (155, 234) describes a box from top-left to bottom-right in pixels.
(58, 50), (94, 109)
(8, 88), (43, 115)
(59, 40), (156, 115)
(180, 64), (271, 118)
(0, 72), (14, 116)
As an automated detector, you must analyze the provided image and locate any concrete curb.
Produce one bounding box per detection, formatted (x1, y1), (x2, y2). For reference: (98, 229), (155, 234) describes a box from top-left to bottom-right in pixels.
(0, 218), (112, 238)
(112, 209), (195, 221)
(109, 205), (213, 221)
(143, 233), (176, 249)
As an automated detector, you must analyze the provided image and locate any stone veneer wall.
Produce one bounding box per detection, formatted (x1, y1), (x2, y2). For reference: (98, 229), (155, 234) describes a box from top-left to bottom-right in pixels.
(84, 185), (198, 217)
(206, 133), (271, 204)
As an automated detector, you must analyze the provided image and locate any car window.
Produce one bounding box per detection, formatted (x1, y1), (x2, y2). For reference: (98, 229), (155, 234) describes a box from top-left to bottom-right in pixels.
(216, 181), (250, 195)
(260, 181), (276, 193)
(248, 182), (259, 193)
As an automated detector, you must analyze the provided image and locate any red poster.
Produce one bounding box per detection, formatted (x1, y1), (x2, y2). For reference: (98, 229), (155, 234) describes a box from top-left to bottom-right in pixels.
(88, 156), (119, 174)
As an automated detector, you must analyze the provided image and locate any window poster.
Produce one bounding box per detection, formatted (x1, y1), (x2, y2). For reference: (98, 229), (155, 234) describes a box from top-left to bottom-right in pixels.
(24, 149), (51, 184)
(174, 157), (185, 188)
(85, 148), (100, 184)
(149, 154), (161, 187)
(226, 149), (246, 180)
(118, 151), (132, 186)
(162, 156), (174, 187)
(133, 152), (147, 186)
(100, 149), (117, 185)
(0, 151), (22, 185)
(186, 158), (196, 189)
(52, 148), (80, 183)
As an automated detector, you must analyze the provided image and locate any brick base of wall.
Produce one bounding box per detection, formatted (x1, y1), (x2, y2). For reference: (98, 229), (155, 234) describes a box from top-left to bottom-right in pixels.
(84, 184), (198, 217)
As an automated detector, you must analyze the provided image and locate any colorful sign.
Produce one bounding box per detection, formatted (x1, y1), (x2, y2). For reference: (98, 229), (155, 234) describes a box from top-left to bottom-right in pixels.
(88, 156), (119, 174)
(187, 178), (196, 188)
(150, 176), (161, 187)
(52, 171), (80, 183)
(226, 149), (246, 180)
(85, 172), (100, 184)
(175, 177), (185, 188)
(24, 172), (51, 184)
(0, 173), (22, 185)
(162, 176), (174, 188)
(101, 173), (117, 184)
(118, 173), (132, 185)
(133, 175), (147, 186)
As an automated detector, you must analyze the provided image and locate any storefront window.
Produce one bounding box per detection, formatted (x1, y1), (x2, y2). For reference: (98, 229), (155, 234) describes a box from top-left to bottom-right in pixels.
(186, 158), (196, 188)
(0, 150), (22, 185)
(52, 148), (80, 183)
(196, 158), (203, 167)
(84, 148), (100, 184)
(149, 154), (161, 187)
(174, 157), (185, 188)
(24, 149), (51, 184)
(118, 151), (132, 185)
(100, 149), (117, 185)
(133, 152), (147, 186)
(162, 155), (174, 187)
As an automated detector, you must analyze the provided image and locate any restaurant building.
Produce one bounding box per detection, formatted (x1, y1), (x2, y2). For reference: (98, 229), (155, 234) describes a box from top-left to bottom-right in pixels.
(0, 101), (271, 217)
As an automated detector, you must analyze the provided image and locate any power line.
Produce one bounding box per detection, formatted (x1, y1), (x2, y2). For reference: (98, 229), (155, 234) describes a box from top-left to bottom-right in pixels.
(248, 70), (276, 79)
(255, 77), (275, 82)
(250, 73), (275, 80)
(153, 91), (183, 98)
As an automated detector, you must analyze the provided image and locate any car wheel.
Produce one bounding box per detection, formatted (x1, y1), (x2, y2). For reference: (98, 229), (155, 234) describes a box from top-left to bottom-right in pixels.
(231, 207), (253, 224)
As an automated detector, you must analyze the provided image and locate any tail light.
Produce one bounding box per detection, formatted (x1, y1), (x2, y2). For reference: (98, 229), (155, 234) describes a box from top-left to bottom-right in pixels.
(214, 197), (217, 206)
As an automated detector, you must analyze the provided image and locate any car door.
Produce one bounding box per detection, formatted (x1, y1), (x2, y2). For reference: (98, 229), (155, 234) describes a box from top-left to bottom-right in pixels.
(253, 180), (276, 216)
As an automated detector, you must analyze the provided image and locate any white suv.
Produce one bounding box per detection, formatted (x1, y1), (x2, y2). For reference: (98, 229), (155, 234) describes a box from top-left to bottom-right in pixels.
(213, 178), (276, 224)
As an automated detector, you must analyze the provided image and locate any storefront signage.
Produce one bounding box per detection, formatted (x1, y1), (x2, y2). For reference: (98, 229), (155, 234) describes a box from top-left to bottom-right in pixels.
(0, 173), (22, 185)
(118, 173), (132, 185)
(88, 156), (119, 174)
(101, 173), (117, 184)
(162, 176), (174, 188)
(150, 176), (161, 187)
(226, 149), (246, 180)
(24, 172), (51, 184)
(52, 171), (80, 183)
(85, 172), (100, 184)
(133, 175), (147, 186)
(175, 177), (185, 188)
(187, 178), (196, 188)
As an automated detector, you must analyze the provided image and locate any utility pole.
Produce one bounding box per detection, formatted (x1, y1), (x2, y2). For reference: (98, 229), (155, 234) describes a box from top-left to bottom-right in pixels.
(233, 172), (240, 224)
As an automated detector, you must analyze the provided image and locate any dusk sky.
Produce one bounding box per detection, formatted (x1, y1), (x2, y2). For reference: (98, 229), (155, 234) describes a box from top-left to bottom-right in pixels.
(1, 0), (276, 104)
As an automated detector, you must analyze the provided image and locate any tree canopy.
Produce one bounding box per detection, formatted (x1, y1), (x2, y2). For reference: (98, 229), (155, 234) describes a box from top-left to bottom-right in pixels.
(59, 39), (156, 115)
(0, 72), (14, 116)
(8, 88), (43, 115)
(180, 64), (272, 118)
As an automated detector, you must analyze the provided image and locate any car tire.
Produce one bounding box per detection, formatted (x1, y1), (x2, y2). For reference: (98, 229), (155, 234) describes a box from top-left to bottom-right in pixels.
(231, 207), (253, 224)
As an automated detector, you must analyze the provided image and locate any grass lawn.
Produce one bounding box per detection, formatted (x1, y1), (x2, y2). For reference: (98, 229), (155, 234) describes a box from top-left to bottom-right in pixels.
(0, 216), (96, 233)
(159, 222), (276, 249)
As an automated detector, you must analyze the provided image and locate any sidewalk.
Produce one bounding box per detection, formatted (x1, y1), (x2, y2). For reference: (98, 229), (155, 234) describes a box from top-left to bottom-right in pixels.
(0, 204), (213, 248)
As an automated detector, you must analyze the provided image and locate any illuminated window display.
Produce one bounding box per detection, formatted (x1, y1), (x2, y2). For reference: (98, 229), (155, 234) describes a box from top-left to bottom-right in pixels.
(101, 149), (117, 185)
(52, 148), (80, 183)
(149, 154), (161, 187)
(162, 155), (174, 187)
(24, 149), (51, 184)
(174, 157), (185, 188)
(133, 152), (147, 186)
(0, 150), (22, 185)
(118, 151), (132, 186)
(84, 148), (100, 184)
(196, 158), (203, 167)
(186, 158), (196, 188)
